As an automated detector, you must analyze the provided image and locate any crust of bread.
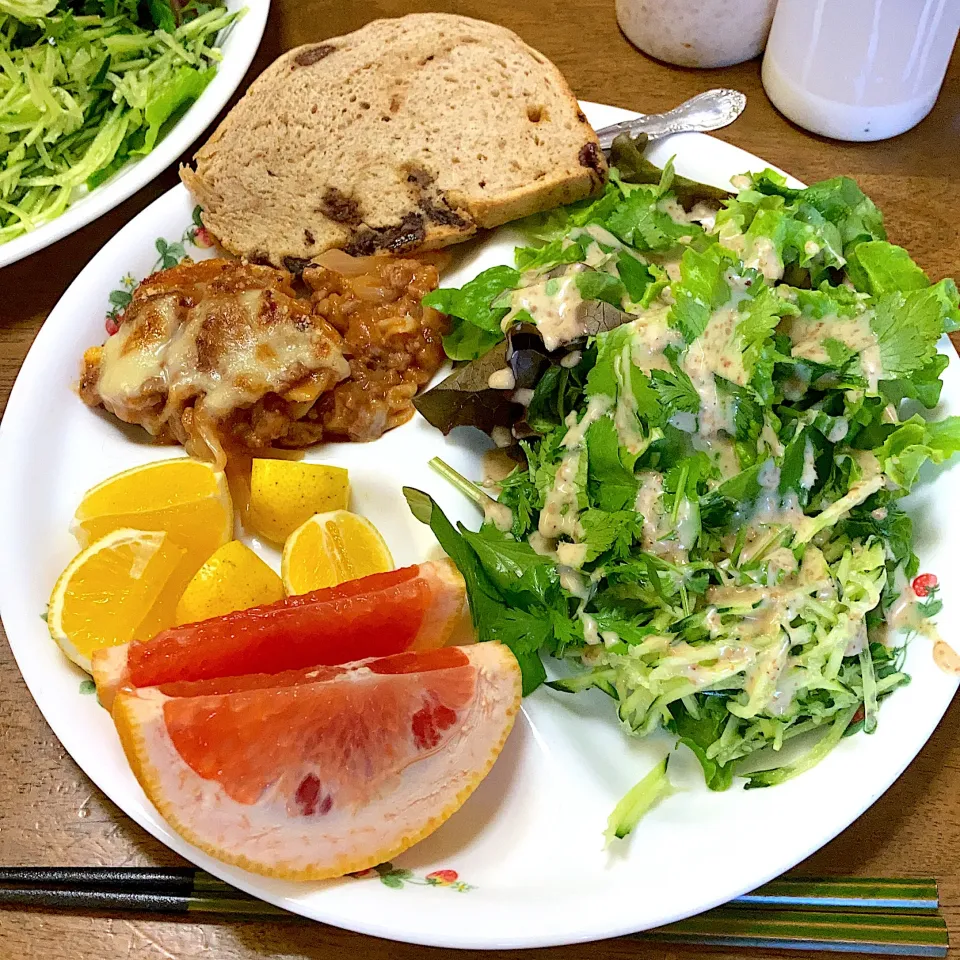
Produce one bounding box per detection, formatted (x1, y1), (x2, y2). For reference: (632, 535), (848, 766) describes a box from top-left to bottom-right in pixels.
(180, 13), (606, 267)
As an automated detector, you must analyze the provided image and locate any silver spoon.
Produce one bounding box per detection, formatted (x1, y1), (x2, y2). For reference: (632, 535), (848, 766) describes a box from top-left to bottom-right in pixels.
(595, 88), (746, 152)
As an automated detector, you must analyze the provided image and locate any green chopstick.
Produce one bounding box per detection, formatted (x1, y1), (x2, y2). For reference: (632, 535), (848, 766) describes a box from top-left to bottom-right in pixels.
(641, 907), (948, 957)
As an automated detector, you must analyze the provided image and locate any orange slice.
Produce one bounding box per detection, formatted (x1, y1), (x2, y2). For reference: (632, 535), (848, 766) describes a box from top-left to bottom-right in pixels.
(48, 529), (186, 673)
(73, 459), (233, 577)
(113, 643), (520, 879)
(281, 510), (394, 595)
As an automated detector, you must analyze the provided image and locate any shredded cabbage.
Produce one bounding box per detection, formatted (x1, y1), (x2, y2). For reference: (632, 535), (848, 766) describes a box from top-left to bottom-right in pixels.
(0, 0), (240, 245)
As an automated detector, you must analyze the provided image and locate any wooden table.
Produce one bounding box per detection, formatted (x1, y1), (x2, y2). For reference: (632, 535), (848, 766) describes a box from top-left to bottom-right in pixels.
(2, 2), (959, 957)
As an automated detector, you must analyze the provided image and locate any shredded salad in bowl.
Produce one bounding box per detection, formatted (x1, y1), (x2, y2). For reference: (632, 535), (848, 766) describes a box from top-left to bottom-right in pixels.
(0, 0), (241, 245)
(409, 134), (960, 819)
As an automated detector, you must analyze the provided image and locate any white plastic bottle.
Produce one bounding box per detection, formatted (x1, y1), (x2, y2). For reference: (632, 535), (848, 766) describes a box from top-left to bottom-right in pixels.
(762, 0), (960, 142)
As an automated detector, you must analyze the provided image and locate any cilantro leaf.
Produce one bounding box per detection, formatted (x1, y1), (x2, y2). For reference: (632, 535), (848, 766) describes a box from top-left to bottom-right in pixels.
(146, 0), (178, 30)
(605, 187), (700, 251)
(663, 452), (711, 508)
(668, 246), (731, 343)
(650, 364), (700, 420)
(738, 282), (798, 380)
(586, 417), (639, 511)
(616, 252), (654, 302)
(727, 382), (764, 467)
(580, 509), (644, 562)
(869, 280), (956, 378)
(700, 462), (764, 529)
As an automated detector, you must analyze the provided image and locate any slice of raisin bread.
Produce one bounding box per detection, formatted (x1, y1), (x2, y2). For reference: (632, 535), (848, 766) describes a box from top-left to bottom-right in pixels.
(180, 13), (606, 269)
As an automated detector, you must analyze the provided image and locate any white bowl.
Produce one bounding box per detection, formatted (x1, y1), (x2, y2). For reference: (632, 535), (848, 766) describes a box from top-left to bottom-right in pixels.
(0, 0), (270, 269)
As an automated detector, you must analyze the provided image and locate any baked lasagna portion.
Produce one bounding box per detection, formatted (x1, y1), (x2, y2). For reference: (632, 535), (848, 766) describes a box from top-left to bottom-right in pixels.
(79, 255), (447, 463)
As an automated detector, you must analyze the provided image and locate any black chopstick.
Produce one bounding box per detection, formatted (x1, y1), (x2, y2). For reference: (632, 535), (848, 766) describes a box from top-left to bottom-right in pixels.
(0, 867), (201, 895)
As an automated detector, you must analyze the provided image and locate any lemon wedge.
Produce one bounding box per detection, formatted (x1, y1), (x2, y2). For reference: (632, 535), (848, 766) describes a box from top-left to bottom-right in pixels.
(247, 459), (350, 543)
(48, 529), (186, 672)
(175, 541), (285, 625)
(281, 511), (393, 596)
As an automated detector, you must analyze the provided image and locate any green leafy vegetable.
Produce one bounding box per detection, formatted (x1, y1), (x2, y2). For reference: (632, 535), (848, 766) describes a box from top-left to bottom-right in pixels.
(576, 270), (627, 307)
(606, 186), (700, 251)
(846, 241), (931, 297)
(514, 237), (586, 272)
(876, 416), (960, 491)
(669, 246), (731, 342)
(668, 699), (736, 791)
(413, 152), (959, 806)
(580, 509), (644, 562)
(587, 417), (639, 510)
(423, 265), (520, 361)
(0, 2), (239, 246)
(870, 281), (958, 378)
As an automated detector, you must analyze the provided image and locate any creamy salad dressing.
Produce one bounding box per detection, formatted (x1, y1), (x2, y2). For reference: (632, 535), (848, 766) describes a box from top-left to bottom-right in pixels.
(557, 541), (589, 569)
(562, 395), (612, 450)
(487, 367), (516, 391)
(692, 432), (740, 476)
(612, 341), (654, 455)
(745, 236), (784, 282)
(503, 273), (585, 351)
(886, 584), (960, 676)
(800, 437), (817, 490)
(580, 612), (601, 645)
(629, 306), (682, 374)
(786, 314), (883, 391)
(483, 499), (514, 533)
(539, 451), (584, 540)
(632, 472), (688, 562)
(559, 565), (590, 600)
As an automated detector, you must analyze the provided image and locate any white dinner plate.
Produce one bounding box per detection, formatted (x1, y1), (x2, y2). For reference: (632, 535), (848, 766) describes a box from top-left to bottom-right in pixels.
(0, 102), (957, 949)
(0, 0), (269, 269)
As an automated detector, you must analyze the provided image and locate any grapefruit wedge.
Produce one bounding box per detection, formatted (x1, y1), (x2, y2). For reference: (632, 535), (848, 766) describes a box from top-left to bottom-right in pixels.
(113, 644), (521, 879)
(93, 561), (466, 710)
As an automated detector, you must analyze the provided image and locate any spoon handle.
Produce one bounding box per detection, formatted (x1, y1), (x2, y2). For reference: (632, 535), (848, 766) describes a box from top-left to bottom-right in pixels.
(595, 88), (747, 151)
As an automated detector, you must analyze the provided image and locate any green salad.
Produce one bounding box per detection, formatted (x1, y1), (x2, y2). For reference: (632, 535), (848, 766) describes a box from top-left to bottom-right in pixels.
(409, 136), (960, 801)
(0, 0), (240, 245)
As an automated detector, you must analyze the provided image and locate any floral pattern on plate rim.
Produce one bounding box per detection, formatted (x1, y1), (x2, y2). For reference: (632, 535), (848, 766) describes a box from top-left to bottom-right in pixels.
(350, 863), (472, 892)
(104, 206), (213, 333)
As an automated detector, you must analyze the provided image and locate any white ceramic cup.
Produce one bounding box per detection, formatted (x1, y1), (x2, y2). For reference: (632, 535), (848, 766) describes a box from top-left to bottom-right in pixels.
(616, 0), (777, 69)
